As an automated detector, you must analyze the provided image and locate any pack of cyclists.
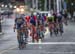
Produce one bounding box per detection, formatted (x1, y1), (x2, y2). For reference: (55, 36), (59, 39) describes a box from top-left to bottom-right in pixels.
(14, 11), (68, 49)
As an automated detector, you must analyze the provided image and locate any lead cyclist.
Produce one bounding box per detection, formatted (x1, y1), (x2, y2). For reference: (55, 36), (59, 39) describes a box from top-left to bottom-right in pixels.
(14, 15), (26, 49)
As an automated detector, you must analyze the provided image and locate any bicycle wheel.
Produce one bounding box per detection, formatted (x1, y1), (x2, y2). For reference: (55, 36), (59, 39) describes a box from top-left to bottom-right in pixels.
(18, 32), (25, 50)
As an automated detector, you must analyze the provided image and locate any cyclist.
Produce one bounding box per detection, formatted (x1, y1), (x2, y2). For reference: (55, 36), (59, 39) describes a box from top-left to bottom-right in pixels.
(53, 12), (59, 36)
(40, 15), (46, 39)
(36, 14), (44, 40)
(14, 15), (25, 49)
(57, 12), (64, 35)
(22, 24), (28, 46)
(30, 14), (37, 42)
(47, 13), (54, 36)
(36, 14), (42, 41)
(63, 10), (68, 25)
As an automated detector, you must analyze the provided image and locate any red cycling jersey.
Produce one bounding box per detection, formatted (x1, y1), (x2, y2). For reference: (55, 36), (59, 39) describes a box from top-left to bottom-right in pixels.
(25, 16), (30, 23)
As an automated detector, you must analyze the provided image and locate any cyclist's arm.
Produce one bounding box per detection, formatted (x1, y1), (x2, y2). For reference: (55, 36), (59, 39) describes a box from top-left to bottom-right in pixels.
(13, 19), (17, 32)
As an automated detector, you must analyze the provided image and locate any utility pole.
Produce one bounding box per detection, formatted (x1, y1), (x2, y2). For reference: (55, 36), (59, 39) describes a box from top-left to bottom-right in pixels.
(59, 0), (62, 11)
(44, 0), (47, 11)
(49, 0), (51, 11)
(54, 0), (56, 11)
(57, 0), (59, 12)
(36, 0), (38, 10)
(32, 0), (35, 9)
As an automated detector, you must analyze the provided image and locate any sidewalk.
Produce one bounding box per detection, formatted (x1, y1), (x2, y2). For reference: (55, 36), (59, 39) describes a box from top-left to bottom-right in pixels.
(0, 18), (6, 35)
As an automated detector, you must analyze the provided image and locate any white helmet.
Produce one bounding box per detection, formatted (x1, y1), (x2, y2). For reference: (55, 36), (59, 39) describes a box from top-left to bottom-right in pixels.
(33, 12), (37, 15)
(48, 13), (51, 17)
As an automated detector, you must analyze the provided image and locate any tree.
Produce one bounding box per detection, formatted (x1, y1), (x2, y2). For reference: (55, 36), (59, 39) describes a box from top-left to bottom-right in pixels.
(38, 0), (45, 11)
(66, 0), (75, 16)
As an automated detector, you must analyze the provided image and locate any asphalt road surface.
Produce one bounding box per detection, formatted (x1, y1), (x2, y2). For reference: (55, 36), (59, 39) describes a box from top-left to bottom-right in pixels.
(0, 18), (75, 54)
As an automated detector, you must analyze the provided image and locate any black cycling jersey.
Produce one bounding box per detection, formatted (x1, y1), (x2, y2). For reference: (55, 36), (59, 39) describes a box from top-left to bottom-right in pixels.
(53, 13), (57, 23)
(57, 15), (62, 23)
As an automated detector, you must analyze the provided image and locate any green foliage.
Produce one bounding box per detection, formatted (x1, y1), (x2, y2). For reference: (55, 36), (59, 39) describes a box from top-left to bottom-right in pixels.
(38, 0), (45, 11)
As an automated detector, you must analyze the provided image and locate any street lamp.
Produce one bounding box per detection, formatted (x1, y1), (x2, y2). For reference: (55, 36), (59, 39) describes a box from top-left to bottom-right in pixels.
(16, 8), (20, 13)
(20, 8), (24, 12)
(16, 6), (25, 14)
(1, 4), (4, 7)
(9, 5), (13, 8)
(14, 6), (17, 9)
(5, 5), (7, 8)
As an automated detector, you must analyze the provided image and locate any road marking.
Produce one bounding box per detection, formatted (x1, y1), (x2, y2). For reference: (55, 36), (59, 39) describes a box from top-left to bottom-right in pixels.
(42, 52), (75, 53)
(1, 42), (75, 54)
(28, 42), (75, 45)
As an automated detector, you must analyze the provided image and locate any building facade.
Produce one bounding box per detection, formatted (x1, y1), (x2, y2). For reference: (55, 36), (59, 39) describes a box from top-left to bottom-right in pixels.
(30, 0), (64, 12)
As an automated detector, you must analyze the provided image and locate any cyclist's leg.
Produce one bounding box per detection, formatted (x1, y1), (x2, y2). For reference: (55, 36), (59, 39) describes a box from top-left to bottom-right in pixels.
(23, 32), (28, 48)
(59, 22), (63, 35)
(54, 23), (58, 36)
(17, 29), (21, 48)
(17, 30), (19, 42)
(25, 31), (28, 44)
(19, 30), (25, 49)
(17, 29), (23, 49)
(36, 29), (40, 42)
(49, 23), (52, 36)
(61, 22), (64, 33)
(40, 31), (42, 39)
(35, 33), (39, 42)
(30, 30), (34, 42)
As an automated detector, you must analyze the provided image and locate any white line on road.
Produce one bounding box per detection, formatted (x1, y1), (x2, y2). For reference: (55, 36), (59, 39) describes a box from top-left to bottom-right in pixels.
(1, 42), (75, 54)
(28, 42), (75, 45)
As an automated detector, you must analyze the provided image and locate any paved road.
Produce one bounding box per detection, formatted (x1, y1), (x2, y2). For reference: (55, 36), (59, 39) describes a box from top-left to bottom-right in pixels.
(0, 18), (75, 54)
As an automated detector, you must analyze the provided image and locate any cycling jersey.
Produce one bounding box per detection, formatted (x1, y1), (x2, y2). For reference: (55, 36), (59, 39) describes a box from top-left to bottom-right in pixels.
(44, 16), (46, 21)
(30, 18), (36, 26)
(53, 13), (57, 23)
(25, 16), (30, 22)
(47, 16), (54, 22)
(15, 18), (25, 29)
(33, 16), (37, 22)
(57, 14), (62, 23)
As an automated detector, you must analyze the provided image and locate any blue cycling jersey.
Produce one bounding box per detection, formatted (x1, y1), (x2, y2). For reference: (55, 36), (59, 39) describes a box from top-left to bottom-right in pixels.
(30, 18), (36, 26)
(57, 15), (62, 22)
(15, 18), (25, 29)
